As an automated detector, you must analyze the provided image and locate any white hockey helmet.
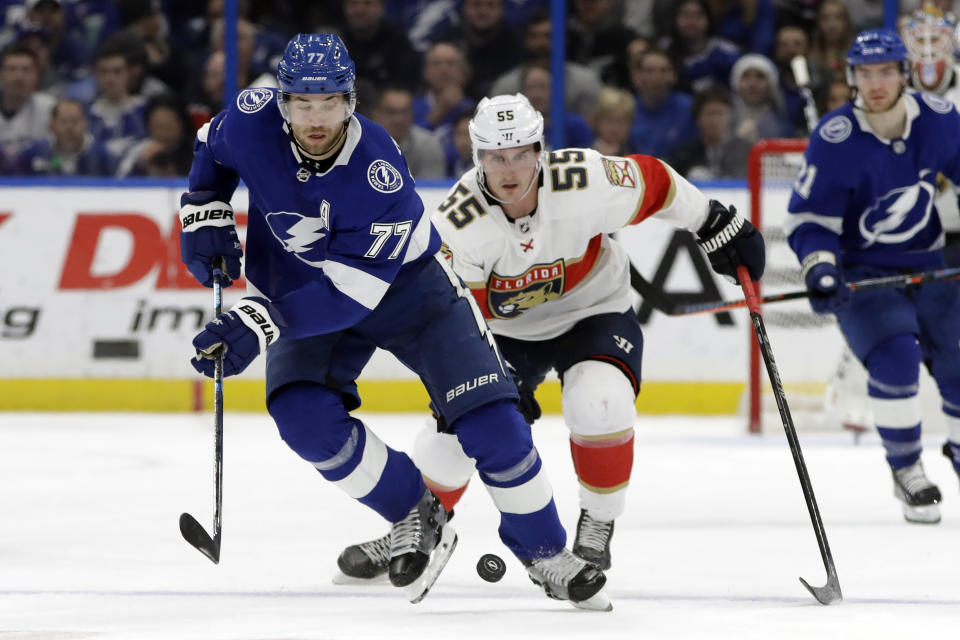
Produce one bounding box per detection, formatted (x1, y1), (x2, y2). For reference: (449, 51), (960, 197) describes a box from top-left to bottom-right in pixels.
(468, 94), (545, 201)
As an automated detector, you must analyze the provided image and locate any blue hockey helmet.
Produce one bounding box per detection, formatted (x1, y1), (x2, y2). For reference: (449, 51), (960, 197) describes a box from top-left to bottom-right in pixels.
(276, 33), (357, 126)
(845, 29), (910, 85)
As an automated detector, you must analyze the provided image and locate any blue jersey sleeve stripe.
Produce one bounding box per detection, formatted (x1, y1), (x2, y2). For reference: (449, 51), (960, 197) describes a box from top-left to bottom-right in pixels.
(784, 211), (843, 237)
(323, 259), (391, 310)
(402, 211), (434, 264)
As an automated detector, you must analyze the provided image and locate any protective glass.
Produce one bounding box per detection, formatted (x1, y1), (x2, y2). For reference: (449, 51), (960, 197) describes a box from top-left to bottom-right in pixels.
(278, 92), (353, 127)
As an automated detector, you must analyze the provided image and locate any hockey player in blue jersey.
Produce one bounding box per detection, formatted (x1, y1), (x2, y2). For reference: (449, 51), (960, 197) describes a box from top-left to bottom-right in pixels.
(786, 28), (960, 524)
(178, 33), (611, 609)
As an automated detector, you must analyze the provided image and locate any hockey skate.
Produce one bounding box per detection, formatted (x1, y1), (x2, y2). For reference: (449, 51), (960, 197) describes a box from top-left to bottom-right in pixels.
(525, 548), (612, 611)
(572, 510), (614, 570)
(891, 461), (942, 524)
(333, 533), (391, 584)
(388, 488), (457, 603)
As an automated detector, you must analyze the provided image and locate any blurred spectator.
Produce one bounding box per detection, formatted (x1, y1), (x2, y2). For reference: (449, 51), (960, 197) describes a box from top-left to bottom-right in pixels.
(187, 49), (225, 131)
(86, 41), (147, 158)
(373, 85), (446, 179)
(14, 27), (61, 93)
(115, 0), (187, 93)
(210, 17), (277, 88)
(809, 0), (855, 84)
(115, 95), (192, 177)
(774, 0), (822, 33)
(0, 44), (55, 161)
(67, 0), (120, 51)
(340, 0), (421, 97)
(566, 0), (638, 87)
(445, 107), (474, 177)
(818, 78), (851, 114)
(414, 41), (474, 134)
(773, 24), (824, 134)
(628, 48), (695, 159)
(19, 0), (90, 83)
(490, 10), (603, 117)
(17, 98), (115, 175)
(707, 0), (776, 55)
(623, 0), (658, 38)
(845, 0), (886, 31)
(730, 54), (793, 142)
(668, 85), (751, 180)
(437, 0), (522, 99)
(661, 0), (741, 92)
(521, 62), (594, 149)
(590, 86), (635, 156)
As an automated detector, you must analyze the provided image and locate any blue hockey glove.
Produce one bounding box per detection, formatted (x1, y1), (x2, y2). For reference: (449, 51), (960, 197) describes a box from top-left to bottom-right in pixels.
(801, 252), (851, 315)
(696, 201), (765, 284)
(180, 190), (243, 287)
(191, 297), (283, 377)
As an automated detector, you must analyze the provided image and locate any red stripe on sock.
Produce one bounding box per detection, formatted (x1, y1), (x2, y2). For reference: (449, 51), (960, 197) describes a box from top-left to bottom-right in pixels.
(423, 478), (468, 513)
(569, 435), (634, 489)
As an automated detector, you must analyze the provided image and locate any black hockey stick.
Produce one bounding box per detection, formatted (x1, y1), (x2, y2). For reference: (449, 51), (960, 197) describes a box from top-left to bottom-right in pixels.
(737, 265), (842, 605)
(631, 262), (960, 317)
(179, 267), (225, 564)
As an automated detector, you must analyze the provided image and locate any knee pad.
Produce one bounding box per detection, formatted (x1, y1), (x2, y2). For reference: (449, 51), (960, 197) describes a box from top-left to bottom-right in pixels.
(412, 423), (476, 488)
(562, 360), (637, 437)
(267, 381), (360, 465)
(865, 334), (921, 397)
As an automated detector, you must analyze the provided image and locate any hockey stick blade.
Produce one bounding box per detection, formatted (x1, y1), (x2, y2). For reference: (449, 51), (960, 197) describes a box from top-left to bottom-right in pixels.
(179, 511), (221, 564)
(800, 572), (842, 605)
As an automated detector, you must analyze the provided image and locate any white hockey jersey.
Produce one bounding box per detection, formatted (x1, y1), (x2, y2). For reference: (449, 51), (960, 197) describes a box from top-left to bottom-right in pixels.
(432, 149), (710, 340)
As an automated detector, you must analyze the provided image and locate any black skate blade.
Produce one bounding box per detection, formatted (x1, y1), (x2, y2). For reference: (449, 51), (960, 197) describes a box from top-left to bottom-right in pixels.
(179, 512), (220, 564)
(404, 525), (457, 604)
(572, 589), (613, 612)
(799, 575), (842, 605)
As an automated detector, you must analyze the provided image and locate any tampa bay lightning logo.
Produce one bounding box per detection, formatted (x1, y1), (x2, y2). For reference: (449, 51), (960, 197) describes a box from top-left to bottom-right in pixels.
(921, 92), (954, 114)
(819, 115), (852, 143)
(367, 159), (403, 193)
(859, 172), (935, 248)
(237, 88), (273, 114)
(265, 203), (330, 267)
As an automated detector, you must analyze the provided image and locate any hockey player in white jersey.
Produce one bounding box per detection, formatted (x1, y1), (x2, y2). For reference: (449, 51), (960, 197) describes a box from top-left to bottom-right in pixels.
(336, 94), (766, 583)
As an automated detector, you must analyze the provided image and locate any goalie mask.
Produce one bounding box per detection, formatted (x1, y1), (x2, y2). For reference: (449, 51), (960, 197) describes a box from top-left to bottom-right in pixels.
(469, 94), (545, 204)
(901, 5), (958, 94)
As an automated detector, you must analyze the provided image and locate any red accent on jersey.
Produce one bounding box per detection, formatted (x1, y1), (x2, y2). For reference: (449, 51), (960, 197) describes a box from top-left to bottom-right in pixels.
(626, 154), (672, 226)
(564, 234), (604, 291)
(469, 287), (493, 319)
(590, 354), (639, 395)
(569, 434), (635, 489)
(423, 477), (469, 513)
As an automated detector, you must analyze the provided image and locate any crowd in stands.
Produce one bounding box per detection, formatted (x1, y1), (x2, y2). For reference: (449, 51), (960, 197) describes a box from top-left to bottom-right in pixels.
(0, 0), (947, 180)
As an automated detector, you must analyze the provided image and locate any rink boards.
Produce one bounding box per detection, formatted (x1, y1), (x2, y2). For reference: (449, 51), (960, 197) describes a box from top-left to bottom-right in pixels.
(0, 179), (793, 413)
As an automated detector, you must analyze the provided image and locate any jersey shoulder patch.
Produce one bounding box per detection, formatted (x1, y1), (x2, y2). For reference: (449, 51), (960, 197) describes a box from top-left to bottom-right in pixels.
(236, 88), (274, 114)
(367, 159), (404, 193)
(600, 157), (638, 188)
(920, 92), (954, 114)
(819, 115), (853, 144)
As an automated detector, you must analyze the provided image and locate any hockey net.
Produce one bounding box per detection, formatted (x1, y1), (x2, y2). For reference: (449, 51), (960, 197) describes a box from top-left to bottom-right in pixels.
(746, 139), (947, 435)
(747, 139), (856, 434)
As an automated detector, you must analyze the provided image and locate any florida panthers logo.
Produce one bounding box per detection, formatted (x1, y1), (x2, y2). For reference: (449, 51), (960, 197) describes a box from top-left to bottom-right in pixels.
(265, 201), (331, 267)
(859, 172), (936, 248)
(488, 260), (564, 319)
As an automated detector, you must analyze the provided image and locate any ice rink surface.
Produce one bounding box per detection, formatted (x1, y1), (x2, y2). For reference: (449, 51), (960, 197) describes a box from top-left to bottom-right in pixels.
(1, 411), (958, 639)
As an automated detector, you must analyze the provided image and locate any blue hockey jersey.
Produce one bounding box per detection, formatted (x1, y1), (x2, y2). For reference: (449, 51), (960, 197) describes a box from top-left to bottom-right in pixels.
(786, 92), (960, 270)
(187, 87), (441, 338)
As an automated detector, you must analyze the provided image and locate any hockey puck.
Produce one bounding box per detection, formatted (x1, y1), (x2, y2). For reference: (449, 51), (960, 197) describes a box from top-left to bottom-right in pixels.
(476, 553), (506, 582)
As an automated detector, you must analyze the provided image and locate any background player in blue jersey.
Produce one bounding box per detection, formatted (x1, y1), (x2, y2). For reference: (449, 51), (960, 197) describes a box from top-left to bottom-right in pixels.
(786, 29), (960, 524)
(178, 33), (610, 609)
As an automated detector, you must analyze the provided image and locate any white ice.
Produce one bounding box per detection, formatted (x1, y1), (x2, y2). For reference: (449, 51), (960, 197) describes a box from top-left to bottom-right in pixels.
(1, 411), (958, 639)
